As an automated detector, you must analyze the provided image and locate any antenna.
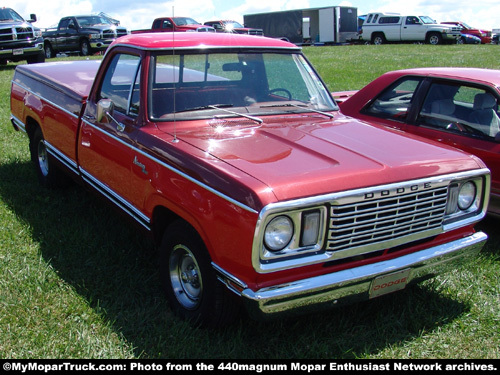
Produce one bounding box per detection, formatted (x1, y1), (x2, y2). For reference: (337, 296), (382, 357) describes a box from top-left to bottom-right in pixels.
(171, 5), (179, 143)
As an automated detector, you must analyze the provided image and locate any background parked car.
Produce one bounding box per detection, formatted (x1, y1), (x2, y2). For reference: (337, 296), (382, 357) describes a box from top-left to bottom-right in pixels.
(334, 68), (500, 215)
(441, 21), (492, 44)
(203, 20), (263, 35)
(459, 34), (481, 44)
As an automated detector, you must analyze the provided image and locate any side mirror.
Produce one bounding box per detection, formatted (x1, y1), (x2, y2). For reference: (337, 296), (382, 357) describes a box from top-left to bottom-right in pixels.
(97, 99), (114, 122)
(97, 99), (125, 132)
(29, 14), (37, 23)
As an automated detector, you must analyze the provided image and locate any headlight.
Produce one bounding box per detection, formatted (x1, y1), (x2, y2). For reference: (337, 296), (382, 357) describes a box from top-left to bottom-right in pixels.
(445, 179), (482, 216)
(264, 216), (293, 251)
(458, 181), (476, 210)
(89, 33), (101, 39)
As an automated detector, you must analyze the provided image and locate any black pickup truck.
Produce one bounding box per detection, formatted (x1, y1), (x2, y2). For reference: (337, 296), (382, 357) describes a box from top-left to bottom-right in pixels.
(43, 15), (128, 58)
(0, 7), (45, 65)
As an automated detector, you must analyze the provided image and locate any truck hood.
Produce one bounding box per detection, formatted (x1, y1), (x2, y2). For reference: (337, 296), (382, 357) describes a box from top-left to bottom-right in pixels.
(158, 112), (482, 202)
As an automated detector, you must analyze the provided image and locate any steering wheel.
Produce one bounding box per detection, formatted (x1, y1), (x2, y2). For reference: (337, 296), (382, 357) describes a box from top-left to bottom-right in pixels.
(269, 88), (292, 100)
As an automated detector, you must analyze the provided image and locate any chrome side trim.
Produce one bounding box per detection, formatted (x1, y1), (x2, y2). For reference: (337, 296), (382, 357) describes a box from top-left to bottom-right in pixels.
(80, 168), (151, 230)
(45, 141), (79, 175)
(240, 231), (487, 320)
(212, 262), (248, 295)
(10, 115), (26, 133)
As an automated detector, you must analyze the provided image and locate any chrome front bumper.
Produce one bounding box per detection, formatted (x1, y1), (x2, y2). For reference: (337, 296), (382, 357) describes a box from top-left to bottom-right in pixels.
(240, 231), (487, 320)
(0, 43), (43, 56)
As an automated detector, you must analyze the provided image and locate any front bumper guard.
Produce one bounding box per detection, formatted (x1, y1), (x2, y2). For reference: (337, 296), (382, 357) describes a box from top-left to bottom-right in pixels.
(238, 231), (486, 320)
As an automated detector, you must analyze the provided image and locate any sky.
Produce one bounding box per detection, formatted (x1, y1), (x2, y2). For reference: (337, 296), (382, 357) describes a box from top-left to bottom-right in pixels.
(5, 0), (500, 32)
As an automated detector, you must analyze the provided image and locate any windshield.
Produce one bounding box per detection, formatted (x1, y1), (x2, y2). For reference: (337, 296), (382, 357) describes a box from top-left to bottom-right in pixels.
(76, 16), (113, 27)
(0, 8), (24, 22)
(224, 21), (244, 28)
(149, 52), (337, 121)
(173, 17), (200, 26)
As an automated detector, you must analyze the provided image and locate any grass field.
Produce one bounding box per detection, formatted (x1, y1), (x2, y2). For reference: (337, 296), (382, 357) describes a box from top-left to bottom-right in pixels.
(0, 44), (499, 359)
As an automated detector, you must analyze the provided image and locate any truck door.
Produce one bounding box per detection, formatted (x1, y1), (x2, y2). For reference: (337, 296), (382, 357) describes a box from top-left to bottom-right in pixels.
(78, 52), (150, 229)
(57, 18), (78, 51)
(401, 16), (426, 41)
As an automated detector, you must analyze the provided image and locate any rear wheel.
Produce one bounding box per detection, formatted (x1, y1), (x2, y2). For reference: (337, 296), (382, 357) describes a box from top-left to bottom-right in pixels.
(80, 39), (91, 56)
(29, 127), (66, 188)
(159, 220), (239, 327)
(44, 43), (54, 59)
(372, 33), (386, 45)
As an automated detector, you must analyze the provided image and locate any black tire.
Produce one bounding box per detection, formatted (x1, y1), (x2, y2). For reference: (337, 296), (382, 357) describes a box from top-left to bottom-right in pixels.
(372, 33), (386, 45)
(427, 32), (442, 45)
(159, 220), (239, 327)
(44, 43), (54, 59)
(29, 127), (65, 188)
(80, 39), (91, 56)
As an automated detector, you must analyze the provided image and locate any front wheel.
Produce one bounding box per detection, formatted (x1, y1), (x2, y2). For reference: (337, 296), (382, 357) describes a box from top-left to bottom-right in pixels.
(427, 33), (442, 45)
(159, 221), (239, 327)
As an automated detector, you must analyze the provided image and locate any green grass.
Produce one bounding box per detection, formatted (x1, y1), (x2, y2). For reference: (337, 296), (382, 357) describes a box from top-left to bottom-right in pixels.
(1, 45), (499, 359)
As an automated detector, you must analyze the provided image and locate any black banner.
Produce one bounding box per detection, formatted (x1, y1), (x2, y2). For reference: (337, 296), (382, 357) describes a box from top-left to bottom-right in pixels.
(1, 359), (498, 374)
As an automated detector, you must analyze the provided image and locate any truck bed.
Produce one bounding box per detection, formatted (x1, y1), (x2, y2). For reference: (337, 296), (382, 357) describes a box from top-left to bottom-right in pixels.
(14, 60), (101, 102)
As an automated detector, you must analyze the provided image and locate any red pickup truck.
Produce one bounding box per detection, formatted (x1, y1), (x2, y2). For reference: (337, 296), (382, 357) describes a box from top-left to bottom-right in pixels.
(10, 32), (490, 327)
(132, 17), (214, 34)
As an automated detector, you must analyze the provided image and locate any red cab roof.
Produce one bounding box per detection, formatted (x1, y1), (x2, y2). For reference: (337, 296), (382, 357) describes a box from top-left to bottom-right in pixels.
(111, 32), (299, 50)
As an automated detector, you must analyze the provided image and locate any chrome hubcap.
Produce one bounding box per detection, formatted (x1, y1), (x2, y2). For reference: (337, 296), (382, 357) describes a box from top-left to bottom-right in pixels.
(169, 245), (202, 310)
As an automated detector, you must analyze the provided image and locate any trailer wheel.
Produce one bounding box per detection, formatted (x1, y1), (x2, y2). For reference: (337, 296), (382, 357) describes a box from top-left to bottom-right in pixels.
(159, 220), (239, 327)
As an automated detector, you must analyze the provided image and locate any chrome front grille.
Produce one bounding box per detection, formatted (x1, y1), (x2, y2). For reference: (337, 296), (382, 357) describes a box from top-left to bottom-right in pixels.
(15, 27), (34, 40)
(327, 185), (448, 251)
(0, 27), (35, 43)
(0, 27), (14, 42)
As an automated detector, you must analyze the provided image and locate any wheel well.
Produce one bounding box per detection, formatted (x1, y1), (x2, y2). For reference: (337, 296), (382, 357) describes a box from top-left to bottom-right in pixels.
(25, 117), (40, 139)
(371, 32), (385, 42)
(426, 32), (442, 40)
(151, 206), (181, 248)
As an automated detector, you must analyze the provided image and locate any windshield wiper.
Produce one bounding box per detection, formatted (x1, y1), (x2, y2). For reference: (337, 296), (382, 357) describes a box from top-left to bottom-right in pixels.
(208, 105), (263, 124)
(260, 103), (336, 119)
(174, 104), (234, 114)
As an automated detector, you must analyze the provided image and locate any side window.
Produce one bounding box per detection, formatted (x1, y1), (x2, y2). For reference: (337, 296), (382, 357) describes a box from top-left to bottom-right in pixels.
(406, 17), (420, 25)
(99, 54), (141, 116)
(418, 82), (500, 139)
(362, 77), (422, 121)
(59, 19), (70, 30)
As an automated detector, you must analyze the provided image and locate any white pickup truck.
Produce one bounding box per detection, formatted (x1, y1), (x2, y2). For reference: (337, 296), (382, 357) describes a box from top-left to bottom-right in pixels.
(361, 13), (461, 45)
